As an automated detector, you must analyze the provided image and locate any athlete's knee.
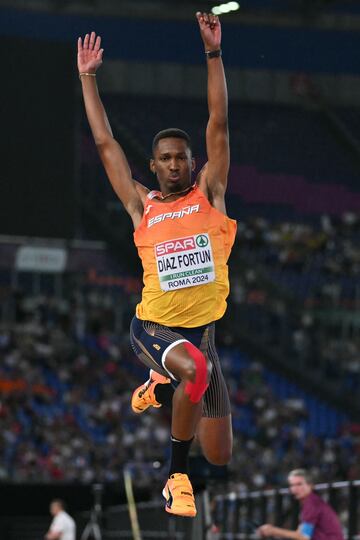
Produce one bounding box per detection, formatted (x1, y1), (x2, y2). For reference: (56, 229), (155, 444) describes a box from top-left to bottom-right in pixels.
(183, 342), (211, 403)
(181, 359), (197, 382)
(181, 343), (212, 382)
(181, 353), (212, 382)
(204, 446), (232, 466)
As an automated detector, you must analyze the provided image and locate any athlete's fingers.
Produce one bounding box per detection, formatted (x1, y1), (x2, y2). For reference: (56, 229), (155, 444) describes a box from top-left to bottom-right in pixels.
(210, 14), (217, 27)
(96, 48), (104, 61)
(196, 11), (206, 28)
(199, 11), (207, 23)
(94, 35), (101, 52)
(77, 36), (82, 53)
(89, 31), (96, 49)
(211, 14), (219, 28)
(83, 33), (89, 49)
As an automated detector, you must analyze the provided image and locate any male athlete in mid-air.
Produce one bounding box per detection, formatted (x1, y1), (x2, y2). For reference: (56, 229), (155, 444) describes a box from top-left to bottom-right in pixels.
(78, 12), (236, 517)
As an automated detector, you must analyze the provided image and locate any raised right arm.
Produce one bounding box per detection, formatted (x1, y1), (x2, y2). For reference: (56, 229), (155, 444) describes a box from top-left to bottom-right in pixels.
(78, 32), (146, 228)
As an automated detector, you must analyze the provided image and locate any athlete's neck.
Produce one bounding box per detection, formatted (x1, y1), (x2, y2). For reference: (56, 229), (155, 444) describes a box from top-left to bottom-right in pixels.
(157, 184), (193, 201)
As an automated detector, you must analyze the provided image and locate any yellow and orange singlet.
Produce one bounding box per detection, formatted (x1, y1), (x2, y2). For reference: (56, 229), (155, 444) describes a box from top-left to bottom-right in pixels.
(134, 184), (236, 328)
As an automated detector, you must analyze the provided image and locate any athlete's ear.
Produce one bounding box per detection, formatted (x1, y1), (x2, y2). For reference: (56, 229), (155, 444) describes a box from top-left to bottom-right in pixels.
(191, 158), (196, 171)
(150, 159), (156, 174)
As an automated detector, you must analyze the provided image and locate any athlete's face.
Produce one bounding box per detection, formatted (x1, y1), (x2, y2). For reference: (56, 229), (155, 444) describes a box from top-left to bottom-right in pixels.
(288, 476), (312, 501)
(150, 137), (195, 195)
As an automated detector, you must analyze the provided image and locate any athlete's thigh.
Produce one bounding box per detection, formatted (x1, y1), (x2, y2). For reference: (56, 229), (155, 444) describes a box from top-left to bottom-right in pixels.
(197, 414), (232, 466)
(200, 324), (231, 420)
(130, 316), (211, 379)
(130, 316), (185, 379)
(197, 324), (232, 465)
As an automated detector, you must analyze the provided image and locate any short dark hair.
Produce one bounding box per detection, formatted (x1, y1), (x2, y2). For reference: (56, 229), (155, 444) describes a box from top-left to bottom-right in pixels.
(152, 128), (192, 155)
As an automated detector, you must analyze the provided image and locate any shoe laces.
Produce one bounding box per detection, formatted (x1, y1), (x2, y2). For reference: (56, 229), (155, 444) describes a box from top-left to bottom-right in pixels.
(170, 474), (193, 496)
(138, 378), (154, 400)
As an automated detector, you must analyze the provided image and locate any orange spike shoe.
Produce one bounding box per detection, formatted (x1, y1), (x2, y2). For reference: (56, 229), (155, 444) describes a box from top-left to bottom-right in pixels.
(131, 369), (171, 414)
(162, 473), (197, 517)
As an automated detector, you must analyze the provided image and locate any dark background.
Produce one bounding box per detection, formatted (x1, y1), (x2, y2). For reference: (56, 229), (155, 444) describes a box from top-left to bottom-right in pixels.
(1, 37), (76, 238)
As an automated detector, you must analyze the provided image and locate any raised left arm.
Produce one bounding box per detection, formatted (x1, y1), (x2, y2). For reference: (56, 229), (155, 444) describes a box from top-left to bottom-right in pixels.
(196, 12), (229, 214)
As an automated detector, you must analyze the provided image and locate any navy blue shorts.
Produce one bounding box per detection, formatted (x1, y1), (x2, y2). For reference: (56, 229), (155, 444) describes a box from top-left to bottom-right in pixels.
(130, 316), (231, 418)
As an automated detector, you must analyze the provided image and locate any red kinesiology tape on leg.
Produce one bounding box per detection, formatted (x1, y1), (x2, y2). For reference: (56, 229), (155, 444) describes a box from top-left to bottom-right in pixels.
(183, 342), (209, 403)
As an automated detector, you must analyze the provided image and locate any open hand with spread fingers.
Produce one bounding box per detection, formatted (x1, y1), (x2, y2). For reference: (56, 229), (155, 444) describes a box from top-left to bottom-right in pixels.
(196, 11), (222, 52)
(77, 31), (104, 74)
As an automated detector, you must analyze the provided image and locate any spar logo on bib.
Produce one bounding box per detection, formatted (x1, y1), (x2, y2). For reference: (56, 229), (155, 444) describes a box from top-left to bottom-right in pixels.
(155, 234), (215, 292)
(196, 235), (208, 248)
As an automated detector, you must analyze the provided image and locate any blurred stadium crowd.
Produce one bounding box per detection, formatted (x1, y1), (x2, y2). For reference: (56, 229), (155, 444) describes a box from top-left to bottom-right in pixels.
(231, 211), (360, 393)
(0, 211), (359, 491)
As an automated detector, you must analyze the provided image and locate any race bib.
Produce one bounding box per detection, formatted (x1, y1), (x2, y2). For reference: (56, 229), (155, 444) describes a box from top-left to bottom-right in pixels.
(155, 234), (215, 291)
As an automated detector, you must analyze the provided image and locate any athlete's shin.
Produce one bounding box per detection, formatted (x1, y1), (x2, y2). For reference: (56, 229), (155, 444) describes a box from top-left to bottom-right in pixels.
(169, 382), (201, 478)
(169, 435), (194, 476)
(171, 380), (203, 440)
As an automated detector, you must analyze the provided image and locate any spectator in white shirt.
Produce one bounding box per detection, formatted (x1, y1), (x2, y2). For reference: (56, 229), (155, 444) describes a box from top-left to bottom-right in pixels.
(45, 499), (76, 540)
